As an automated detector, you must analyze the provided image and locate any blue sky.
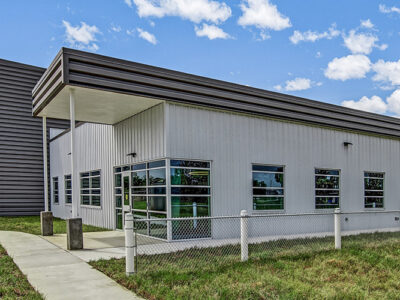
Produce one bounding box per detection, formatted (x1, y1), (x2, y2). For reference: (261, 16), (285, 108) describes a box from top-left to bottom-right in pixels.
(1, 0), (400, 116)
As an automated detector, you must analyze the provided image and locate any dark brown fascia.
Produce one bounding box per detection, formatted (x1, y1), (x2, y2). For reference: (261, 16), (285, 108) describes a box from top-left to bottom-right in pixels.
(32, 47), (400, 138)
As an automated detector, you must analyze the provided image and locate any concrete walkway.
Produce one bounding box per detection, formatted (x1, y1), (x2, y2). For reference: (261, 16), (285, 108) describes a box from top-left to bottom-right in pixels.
(0, 231), (141, 300)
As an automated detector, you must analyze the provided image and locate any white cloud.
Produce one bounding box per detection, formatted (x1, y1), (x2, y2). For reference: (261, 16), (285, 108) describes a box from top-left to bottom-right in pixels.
(360, 19), (374, 29)
(387, 90), (400, 116)
(131, 0), (231, 24)
(284, 78), (311, 91)
(342, 95), (387, 114)
(372, 59), (400, 86)
(275, 77), (321, 92)
(195, 24), (231, 40)
(289, 24), (340, 44)
(324, 54), (371, 81)
(343, 30), (381, 55)
(137, 28), (157, 44)
(378, 44), (388, 50)
(111, 24), (122, 32)
(379, 4), (400, 14)
(126, 29), (135, 36)
(259, 31), (271, 41)
(125, 0), (133, 7)
(62, 20), (100, 50)
(238, 0), (291, 31)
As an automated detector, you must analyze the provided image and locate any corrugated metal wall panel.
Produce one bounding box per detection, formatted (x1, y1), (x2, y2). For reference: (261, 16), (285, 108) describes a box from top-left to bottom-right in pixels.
(50, 123), (114, 228)
(50, 103), (165, 228)
(0, 59), (69, 216)
(166, 103), (400, 238)
(114, 103), (165, 166)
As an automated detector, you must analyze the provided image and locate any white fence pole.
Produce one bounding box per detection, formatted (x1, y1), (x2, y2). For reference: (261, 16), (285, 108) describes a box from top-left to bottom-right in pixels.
(334, 208), (341, 249)
(240, 210), (249, 262)
(125, 213), (136, 275)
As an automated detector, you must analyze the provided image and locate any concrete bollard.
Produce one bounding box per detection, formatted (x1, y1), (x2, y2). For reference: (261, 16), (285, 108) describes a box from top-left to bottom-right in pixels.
(125, 213), (136, 275)
(66, 218), (83, 250)
(334, 208), (341, 249)
(40, 211), (53, 236)
(240, 210), (249, 262)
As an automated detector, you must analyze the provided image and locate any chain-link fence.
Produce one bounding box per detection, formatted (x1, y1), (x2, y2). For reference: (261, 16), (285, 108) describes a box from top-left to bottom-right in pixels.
(125, 210), (400, 274)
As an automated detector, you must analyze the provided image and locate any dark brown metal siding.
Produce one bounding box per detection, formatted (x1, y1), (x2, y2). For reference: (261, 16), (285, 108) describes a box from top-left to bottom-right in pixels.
(0, 59), (69, 216)
(33, 48), (400, 138)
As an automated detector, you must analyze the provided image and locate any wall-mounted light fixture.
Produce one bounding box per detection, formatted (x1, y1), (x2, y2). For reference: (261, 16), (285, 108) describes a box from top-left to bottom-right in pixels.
(127, 152), (137, 158)
(343, 141), (353, 147)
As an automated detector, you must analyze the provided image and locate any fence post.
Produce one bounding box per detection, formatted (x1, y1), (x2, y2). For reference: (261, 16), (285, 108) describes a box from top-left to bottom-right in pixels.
(125, 213), (136, 275)
(241, 210), (249, 262)
(334, 208), (341, 249)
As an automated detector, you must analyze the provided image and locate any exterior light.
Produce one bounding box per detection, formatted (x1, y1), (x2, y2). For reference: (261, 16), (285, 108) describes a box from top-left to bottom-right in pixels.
(343, 142), (353, 147)
(127, 152), (137, 158)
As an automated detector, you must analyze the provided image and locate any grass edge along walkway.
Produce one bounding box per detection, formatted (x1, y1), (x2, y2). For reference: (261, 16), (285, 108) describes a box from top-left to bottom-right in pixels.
(0, 244), (43, 300)
(0, 216), (108, 235)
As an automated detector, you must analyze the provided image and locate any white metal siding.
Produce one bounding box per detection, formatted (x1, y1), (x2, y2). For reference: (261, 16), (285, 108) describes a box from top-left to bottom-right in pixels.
(49, 123), (114, 228)
(166, 103), (400, 238)
(114, 103), (165, 166)
(49, 104), (165, 229)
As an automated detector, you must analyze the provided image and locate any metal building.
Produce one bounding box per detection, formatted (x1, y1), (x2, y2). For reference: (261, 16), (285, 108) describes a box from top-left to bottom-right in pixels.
(0, 59), (68, 216)
(3, 48), (400, 240)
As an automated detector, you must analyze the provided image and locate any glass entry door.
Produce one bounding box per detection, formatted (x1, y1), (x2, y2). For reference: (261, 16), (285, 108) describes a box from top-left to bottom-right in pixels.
(122, 172), (131, 227)
(115, 171), (131, 230)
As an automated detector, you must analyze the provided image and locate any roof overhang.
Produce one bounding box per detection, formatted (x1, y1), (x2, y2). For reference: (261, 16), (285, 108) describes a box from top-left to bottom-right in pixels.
(33, 48), (400, 137)
(32, 49), (163, 124)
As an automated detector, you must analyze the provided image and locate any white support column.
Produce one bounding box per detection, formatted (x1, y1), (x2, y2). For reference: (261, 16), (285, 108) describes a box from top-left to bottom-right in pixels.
(334, 208), (341, 249)
(166, 159), (172, 241)
(70, 89), (79, 218)
(42, 116), (49, 211)
(240, 209), (249, 262)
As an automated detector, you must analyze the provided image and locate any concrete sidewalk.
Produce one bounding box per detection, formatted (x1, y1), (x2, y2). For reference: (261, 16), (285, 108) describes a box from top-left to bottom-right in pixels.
(0, 231), (141, 300)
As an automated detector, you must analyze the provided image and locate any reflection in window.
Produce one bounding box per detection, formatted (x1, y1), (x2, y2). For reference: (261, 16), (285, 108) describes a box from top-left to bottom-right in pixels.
(171, 161), (211, 240)
(64, 175), (72, 204)
(148, 168), (166, 185)
(131, 160), (167, 238)
(364, 172), (384, 208)
(113, 159), (211, 240)
(315, 169), (340, 209)
(132, 171), (146, 186)
(252, 165), (284, 210)
(171, 169), (210, 186)
(53, 177), (59, 204)
(80, 170), (101, 206)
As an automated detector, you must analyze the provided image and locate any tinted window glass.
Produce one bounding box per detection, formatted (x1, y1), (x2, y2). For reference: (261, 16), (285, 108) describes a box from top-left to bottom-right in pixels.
(148, 169), (166, 185)
(171, 168), (210, 186)
(170, 160), (210, 168)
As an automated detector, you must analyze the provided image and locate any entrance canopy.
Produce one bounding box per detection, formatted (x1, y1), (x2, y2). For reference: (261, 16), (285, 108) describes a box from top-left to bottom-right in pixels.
(32, 48), (164, 124)
(34, 85), (162, 124)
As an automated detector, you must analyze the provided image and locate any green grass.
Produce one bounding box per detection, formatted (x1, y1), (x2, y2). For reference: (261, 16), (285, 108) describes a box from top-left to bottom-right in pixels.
(0, 244), (43, 299)
(0, 216), (108, 235)
(91, 232), (400, 299)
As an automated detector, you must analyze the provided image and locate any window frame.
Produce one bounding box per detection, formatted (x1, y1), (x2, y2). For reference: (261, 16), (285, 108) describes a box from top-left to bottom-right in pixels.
(170, 160), (212, 218)
(52, 176), (59, 205)
(131, 161), (168, 216)
(79, 170), (102, 208)
(113, 158), (213, 238)
(64, 174), (72, 205)
(314, 168), (341, 210)
(251, 164), (285, 212)
(364, 171), (385, 210)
